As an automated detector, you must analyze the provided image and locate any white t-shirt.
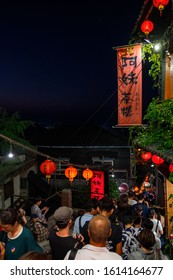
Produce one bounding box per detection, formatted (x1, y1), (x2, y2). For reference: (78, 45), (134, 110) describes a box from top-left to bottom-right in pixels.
(150, 218), (163, 238)
(64, 244), (122, 260)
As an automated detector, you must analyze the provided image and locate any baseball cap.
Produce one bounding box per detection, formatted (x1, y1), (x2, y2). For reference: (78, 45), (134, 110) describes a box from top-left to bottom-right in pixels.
(54, 206), (73, 223)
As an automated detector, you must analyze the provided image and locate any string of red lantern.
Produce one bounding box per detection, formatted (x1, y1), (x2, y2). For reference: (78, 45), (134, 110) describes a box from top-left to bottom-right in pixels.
(151, 154), (164, 165)
(141, 151), (152, 161)
(133, 185), (139, 193)
(140, 20), (154, 37)
(153, 0), (169, 16)
(65, 165), (78, 183)
(40, 159), (56, 183)
(82, 168), (93, 181)
(169, 164), (173, 173)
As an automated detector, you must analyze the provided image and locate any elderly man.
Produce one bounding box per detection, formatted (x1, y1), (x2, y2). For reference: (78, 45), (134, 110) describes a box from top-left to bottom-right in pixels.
(64, 214), (122, 260)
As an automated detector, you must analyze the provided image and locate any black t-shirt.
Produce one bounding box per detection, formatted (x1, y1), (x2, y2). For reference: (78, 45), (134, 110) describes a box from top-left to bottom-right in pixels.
(49, 229), (79, 260)
(107, 220), (122, 252)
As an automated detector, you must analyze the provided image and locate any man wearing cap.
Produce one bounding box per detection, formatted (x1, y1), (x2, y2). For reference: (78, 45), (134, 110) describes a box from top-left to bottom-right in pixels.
(49, 206), (83, 259)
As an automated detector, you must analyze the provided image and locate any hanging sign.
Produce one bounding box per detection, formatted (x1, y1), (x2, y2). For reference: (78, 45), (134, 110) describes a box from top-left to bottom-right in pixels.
(117, 44), (142, 126)
(90, 170), (104, 200)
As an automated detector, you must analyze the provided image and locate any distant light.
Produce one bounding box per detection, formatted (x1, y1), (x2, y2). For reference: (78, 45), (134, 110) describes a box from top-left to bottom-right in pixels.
(154, 43), (161, 51)
(8, 152), (14, 158)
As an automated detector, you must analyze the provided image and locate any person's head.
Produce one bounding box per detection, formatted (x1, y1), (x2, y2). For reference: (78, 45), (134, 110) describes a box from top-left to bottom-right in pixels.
(0, 208), (19, 232)
(133, 215), (142, 227)
(19, 251), (52, 260)
(54, 206), (73, 229)
(134, 204), (143, 216)
(121, 212), (133, 227)
(128, 190), (135, 199)
(97, 197), (114, 217)
(88, 214), (111, 245)
(119, 193), (128, 203)
(137, 228), (155, 250)
(31, 213), (39, 223)
(148, 208), (156, 219)
(77, 209), (85, 217)
(142, 218), (153, 230)
(137, 194), (144, 202)
(84, 198), (99, 215)
(33, 197), (42, 206)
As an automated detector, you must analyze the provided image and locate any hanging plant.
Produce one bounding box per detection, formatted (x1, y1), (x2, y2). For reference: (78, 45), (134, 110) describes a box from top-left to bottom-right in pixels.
(142, 43), (161, 88)
(129, 98), (173, 151)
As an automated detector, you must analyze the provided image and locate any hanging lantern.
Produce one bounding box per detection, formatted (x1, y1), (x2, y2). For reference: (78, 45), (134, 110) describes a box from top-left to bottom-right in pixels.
(141, 151), (152, 161)
(82, 168), (93, 181)
(133, 185), (139, 193)
(153, 0), (169, 16)
(169, 164), (173, 173)
(151, 154), (164, 165)
(40, 159), (56, 181)
(65, 165), (78, 183)
(140, 20), (154, 37)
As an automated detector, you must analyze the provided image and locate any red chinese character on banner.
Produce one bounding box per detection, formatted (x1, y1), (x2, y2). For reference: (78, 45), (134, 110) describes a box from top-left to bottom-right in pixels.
(90, 170), (104, 200)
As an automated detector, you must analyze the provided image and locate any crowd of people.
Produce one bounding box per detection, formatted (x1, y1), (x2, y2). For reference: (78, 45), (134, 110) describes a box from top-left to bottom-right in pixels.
(0, 190), (169, 260)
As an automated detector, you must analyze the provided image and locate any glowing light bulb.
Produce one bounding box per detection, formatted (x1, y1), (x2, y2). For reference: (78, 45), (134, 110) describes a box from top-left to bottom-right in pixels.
(8, 152), (14, 158)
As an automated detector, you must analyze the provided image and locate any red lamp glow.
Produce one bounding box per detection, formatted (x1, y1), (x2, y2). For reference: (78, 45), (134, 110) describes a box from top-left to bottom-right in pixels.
(151, 154), (164, 165)
(65, 165), (78, 183)
(141, 151), (152, 161)
(40, 159), (56, 182)
(133, 186), (139, 193)
(169, 164), (173, 173)
(153, 0), (169, 16)
(82, 168), (93, 181)
(141, 20), (154, 37)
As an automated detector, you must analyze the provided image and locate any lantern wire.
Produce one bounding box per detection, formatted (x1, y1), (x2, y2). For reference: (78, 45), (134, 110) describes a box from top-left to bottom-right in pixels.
(0, 133), (99, 169)
(0, 44), (144, 169)
(64, 47), (143, 145)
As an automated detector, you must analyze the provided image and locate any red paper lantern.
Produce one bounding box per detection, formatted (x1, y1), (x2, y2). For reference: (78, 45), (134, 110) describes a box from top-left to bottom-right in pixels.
(82, 168), (93, 181)
(169, 164), (173, 173)
(153, 0), (169, 16)
(141, 20), (154, 37)
(141, 151), (152, 161)
(151, 154), (164, 165)
(133, 185), (139, 193)
(40, 159), (56, 179)
(65, 165), (78, 183)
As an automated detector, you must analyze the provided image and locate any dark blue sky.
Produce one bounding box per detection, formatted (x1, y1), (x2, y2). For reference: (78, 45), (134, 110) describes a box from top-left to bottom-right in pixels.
(0, 0), (152, 127)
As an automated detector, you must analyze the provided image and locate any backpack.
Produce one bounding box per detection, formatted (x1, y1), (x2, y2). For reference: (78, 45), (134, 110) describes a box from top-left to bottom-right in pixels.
(80, 220), (90, 244)
(68, 248), (78, 260)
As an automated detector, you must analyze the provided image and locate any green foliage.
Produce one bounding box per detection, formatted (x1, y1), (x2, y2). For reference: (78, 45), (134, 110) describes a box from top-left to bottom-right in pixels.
(0, 108), (34, 155)
(169, 173), (173, 184)
(129, 98), (173, 151)
(108, 179), (120, 199)
(142, 43), (161, 88)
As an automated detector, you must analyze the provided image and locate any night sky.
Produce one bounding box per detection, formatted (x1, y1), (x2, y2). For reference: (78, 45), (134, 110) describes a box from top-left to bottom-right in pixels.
(0, 0), (152, 127)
